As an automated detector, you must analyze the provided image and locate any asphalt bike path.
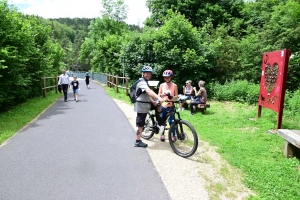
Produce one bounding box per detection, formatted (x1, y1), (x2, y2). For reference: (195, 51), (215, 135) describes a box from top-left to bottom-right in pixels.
(0, 79), (171, 200)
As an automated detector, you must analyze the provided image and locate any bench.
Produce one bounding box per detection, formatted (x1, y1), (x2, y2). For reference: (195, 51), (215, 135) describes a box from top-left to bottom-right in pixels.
(183, 101), (210, 114)
(277, 129), (300, 158)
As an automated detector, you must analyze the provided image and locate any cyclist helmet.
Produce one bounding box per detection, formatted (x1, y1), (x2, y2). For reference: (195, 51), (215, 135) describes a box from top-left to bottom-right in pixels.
(86, 72), (88, 75)
(141, 65), (154, 73)
(162, 69), (173, 77)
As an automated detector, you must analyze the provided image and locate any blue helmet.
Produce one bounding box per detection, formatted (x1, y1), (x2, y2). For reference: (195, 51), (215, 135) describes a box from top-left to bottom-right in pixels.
(141, 66), (153, 73)
(86, 72), (88, 75)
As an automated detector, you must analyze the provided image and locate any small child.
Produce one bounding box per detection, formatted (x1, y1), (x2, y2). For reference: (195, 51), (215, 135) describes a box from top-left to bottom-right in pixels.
(70, 76), (80, 102)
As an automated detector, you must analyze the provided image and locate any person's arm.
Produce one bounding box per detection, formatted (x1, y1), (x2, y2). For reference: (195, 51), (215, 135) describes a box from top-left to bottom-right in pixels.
(58, 75), (62, 85)
(173, 84), (178, 99)
(146, 88), (163, 103)
(196, 88), (202, 97)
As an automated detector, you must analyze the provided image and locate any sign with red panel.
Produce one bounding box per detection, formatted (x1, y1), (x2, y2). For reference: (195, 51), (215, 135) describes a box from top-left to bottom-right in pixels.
(258, 49), (290, 129)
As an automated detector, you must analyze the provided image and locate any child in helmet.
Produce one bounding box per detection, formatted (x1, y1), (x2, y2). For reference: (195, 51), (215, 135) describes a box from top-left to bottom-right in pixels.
(157, 69), (178, 142)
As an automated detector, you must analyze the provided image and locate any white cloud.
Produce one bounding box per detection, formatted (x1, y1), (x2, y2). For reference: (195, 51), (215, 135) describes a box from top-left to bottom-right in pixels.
(8, 0), (151, 26)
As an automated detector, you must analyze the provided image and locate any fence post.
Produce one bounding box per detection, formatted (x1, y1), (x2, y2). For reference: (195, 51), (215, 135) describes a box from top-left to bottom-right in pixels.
(116, 75), (119, 93)
(126, 77), (129, 96)
(55, 76), (58, 94)
(42, 76), (46, 98)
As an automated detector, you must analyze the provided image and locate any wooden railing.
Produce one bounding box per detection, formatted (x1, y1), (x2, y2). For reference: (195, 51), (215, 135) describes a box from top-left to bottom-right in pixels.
(106, 74), (130, 95)
(41, 76), (58, 98)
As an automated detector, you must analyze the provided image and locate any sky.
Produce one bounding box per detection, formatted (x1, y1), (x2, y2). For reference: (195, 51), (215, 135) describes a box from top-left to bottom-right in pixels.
(7, 0), (151, 26)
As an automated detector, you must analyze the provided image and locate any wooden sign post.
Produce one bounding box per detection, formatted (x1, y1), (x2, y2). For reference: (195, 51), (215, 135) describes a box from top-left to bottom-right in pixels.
(258, 49), (290, 130)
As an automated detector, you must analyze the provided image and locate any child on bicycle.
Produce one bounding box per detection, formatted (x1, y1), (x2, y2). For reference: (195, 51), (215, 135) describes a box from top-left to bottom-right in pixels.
(157, 69), (178, 142)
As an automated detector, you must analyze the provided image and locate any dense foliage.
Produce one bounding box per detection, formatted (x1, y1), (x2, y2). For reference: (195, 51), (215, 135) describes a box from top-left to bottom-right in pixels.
(0, 3), (63, 111)
(2, 0), (300, 111)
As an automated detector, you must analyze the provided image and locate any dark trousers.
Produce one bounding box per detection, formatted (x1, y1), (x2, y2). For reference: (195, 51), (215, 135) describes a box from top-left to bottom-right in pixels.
(190, 101), (203, 113)
(62, 84), (69, 100)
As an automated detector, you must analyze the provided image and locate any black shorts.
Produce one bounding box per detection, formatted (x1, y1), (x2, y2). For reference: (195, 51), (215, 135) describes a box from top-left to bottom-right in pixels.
(136, 113), (147, 127)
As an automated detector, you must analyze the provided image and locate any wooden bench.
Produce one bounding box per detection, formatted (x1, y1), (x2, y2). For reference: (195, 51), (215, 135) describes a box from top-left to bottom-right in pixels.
(277, 129), (300, 158)
(183, 101), (210, 114)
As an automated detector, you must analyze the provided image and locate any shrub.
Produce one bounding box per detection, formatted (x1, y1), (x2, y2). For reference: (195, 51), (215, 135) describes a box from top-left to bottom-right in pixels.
(209, 80), (259, 104)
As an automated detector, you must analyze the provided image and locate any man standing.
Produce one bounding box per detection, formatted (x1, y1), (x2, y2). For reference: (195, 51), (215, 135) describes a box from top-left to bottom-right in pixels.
(134, 66), (163, 147)
(58, 69), (70, 102)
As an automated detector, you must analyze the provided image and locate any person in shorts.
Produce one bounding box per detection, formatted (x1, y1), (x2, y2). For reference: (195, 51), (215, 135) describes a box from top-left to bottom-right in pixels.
(157, 70), (178, 142)
(134, 66), (163, 148)
(70, 76), (80, 102)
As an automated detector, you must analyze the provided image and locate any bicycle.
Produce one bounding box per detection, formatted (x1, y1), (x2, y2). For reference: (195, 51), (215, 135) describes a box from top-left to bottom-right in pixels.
(142, 100), (198, 158)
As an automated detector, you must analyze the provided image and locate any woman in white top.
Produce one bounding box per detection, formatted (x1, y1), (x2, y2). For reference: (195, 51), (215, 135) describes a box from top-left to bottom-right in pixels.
(178, 80), (194, 111)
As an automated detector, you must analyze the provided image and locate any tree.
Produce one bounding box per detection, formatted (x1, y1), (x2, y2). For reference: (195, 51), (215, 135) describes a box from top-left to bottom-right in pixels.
(100, 0), (128, 22)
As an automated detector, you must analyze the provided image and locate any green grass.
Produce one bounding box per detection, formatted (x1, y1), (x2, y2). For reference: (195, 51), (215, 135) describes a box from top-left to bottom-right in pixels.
(104, 86), (300, 200)
(0, 91), (62, 144)
(1, 84), (300, 199)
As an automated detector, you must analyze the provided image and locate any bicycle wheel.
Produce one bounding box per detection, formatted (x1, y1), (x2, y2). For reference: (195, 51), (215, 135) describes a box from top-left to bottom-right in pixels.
(141, 113), (155, 140)
(168, 120), (198, 158)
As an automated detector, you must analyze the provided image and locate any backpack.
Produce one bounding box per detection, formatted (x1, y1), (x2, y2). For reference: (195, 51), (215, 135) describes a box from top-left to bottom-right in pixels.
(128, 78), (150, 103)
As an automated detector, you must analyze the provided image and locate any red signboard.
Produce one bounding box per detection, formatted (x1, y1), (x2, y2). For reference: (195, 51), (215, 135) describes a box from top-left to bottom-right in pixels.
(258, 49), (290, 129)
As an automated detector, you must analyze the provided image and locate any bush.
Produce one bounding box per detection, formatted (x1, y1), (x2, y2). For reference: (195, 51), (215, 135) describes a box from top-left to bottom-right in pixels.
(209, 80), (259, 104)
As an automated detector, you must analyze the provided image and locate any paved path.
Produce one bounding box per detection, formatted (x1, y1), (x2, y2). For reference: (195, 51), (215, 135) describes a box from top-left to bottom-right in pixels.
(0, 79), (171, 200)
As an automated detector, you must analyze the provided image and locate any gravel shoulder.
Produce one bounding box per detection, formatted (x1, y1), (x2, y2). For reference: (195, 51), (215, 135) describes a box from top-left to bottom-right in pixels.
(113, 99), (255, 200)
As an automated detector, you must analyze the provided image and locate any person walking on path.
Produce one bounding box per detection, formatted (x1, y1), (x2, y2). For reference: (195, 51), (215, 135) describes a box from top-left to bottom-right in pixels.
(85, 72), (90, 89)
(157, 69), (178, 142)
(134, 66), (163, 148)
(70, 76), (80, 102)
(58, 69), (70, 102)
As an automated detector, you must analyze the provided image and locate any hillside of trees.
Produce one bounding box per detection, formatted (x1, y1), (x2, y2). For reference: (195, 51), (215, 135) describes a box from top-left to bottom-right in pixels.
(1, 0), (300, 112)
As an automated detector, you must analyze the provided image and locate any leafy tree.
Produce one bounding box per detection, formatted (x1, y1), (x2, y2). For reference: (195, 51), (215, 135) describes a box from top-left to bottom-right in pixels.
(0, 3), (64, 111)
(145, 0), (244, 28)
(121, 11), (211, 85)
(100, 0), (128, 22)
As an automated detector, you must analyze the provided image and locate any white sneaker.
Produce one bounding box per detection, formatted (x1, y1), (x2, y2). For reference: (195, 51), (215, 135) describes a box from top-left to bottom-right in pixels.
(157, 125), (165, 134)
(181, 108), (185, 111)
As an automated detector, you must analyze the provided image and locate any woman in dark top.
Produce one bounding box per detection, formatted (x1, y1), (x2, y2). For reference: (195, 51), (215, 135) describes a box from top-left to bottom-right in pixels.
(85, 72), (90, 89)
(190, 80), (207, 115)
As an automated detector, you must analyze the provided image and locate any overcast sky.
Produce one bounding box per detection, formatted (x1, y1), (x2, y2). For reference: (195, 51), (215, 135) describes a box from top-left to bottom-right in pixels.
(7, 0), (151, 26)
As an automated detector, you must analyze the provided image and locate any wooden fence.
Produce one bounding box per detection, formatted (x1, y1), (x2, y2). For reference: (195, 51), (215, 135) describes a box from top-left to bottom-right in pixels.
(106, 74), (130, 95)
(42, 74), (130, 98)
(41, 76), (58, 98)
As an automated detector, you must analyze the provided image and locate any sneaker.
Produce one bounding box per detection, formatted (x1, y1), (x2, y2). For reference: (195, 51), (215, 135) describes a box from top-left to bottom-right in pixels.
(181, 108), (185, 111)
(134, 140), (148, 147)
(160, 135), (165, 142)
(76, 100), (78, 102)
(171, 136), (177, 142)
(74, 98), (76, 100)
(157, 125), (165, 134)
(190, 113), (194, 115)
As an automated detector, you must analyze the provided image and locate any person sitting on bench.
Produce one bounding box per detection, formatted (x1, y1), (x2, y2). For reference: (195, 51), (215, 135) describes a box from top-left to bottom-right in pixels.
(190, 80), (207, 115)
(178, 80), (194, 111)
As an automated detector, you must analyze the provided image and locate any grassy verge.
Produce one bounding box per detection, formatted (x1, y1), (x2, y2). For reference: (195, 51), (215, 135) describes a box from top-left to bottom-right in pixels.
(104, 86), (300, 200)
(0, 91), (62, 144)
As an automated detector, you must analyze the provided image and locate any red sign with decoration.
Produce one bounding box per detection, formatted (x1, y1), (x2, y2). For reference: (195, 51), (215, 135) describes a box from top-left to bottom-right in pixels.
(258, 49), (290, 129)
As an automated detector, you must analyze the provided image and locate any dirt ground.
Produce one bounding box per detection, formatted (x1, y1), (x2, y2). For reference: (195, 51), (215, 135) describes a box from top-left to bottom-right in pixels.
(113, 99), (255, 200)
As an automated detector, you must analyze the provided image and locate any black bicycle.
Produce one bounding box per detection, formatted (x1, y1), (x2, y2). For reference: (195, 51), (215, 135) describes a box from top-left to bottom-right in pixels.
(142, 100), (198, 158)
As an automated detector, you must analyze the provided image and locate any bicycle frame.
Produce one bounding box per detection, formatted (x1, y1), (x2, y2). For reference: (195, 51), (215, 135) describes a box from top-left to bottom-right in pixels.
(149, 100), (181, 132)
